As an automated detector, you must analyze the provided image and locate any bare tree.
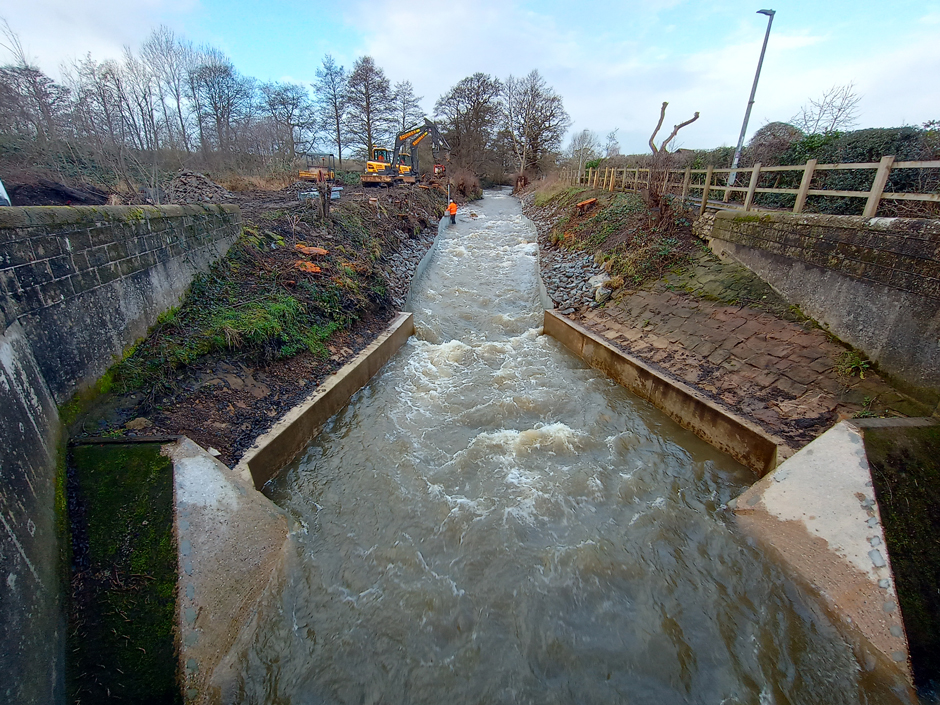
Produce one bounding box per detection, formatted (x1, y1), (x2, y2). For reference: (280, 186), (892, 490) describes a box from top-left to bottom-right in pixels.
(604, 128), (620, 158)
(791, 82), (861, 135)
(647, 101), (699, 211)
(434, 72), (502, 173)
(344, 56), (395, 158)
(392, 80), (423, 132)
(190, 48), (253, 154)
(0, 19), (65, 143)
(567, 129), (600, 174)
(261, 81), (316, 162)
(313, 54), (347, 166)
(140, 26), (193, 152)
(648, 101), (699, 155)
(502, 70), (570, 174)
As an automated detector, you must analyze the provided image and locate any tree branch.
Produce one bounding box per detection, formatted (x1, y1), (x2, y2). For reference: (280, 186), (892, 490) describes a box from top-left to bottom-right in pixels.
(649, 101), (668, 154)
(659, 112), (700, 153)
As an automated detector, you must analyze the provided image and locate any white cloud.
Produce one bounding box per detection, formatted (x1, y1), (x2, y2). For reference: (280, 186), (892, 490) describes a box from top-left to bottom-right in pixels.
(1, 0), (197, 77)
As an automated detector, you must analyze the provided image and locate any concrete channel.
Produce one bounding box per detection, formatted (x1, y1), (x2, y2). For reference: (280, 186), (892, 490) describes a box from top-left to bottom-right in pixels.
(169, 193), (922, 702)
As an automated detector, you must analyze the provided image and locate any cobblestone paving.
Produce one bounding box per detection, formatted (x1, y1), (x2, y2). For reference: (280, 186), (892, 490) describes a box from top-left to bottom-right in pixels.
(548, 249), (930, 458)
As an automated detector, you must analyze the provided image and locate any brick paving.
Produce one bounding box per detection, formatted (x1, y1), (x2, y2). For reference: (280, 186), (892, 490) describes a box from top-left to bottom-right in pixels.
(568, 254), (927, 454)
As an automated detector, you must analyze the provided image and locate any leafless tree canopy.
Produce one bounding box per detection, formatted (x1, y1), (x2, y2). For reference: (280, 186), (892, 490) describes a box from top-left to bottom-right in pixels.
(604, 128), (620, 158)
(313, 54), (347, 166)
(791, 83), (861, 135)
(566, 129), (600, 173)
(434, 72), (502, 173)
(392, 80), (424, 133)
(344, 56), (395, 159)
(0, 20), (575, 189)
(502, 70), (570, 174)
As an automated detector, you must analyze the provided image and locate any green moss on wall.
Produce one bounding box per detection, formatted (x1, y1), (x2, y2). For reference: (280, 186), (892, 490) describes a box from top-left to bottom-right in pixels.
(865, 425), (940, 693)
(66, 442), (180, 704)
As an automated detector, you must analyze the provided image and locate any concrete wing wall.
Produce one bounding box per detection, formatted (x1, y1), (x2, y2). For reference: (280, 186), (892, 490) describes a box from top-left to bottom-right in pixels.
(709, 212), (940, 407)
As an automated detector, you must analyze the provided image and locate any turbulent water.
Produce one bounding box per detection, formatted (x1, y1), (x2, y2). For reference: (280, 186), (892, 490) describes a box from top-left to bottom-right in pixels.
(231, 191), (897, 704)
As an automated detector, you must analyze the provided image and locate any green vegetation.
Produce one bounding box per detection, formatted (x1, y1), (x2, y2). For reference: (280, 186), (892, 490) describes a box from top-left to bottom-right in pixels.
(67, 442), (180, 704)
(865, 426), (940, 692)
(836, 349), (871, 379)
(537, 186), (696, 286)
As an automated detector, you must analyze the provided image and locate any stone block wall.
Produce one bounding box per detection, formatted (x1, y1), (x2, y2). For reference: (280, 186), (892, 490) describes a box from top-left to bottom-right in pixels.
(709, 212), (940, 404)
(0, 204), (240, 401)
(0, 204), (240, 705)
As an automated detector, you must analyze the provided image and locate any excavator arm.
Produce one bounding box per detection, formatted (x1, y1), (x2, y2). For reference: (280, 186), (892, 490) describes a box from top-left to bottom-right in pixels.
(389, 119), (451, 179)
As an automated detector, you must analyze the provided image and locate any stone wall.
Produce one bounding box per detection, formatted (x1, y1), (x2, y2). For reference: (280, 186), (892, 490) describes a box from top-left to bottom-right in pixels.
(708, 212), (940, 404)
(0, 204), (240, 704)
(1, 204), (240, 401)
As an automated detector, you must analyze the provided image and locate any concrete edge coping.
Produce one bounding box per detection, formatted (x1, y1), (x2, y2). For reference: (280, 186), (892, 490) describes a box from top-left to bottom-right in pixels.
(234, 311), (416, 489)
(0, 203), (241, 229)
(542, 309), (786, 475)
(731, 418), (938, 695)
(165, 436), (289, 704)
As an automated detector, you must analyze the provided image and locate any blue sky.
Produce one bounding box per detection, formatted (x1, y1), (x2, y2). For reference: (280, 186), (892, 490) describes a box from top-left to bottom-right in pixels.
(3, 0), (939, 154)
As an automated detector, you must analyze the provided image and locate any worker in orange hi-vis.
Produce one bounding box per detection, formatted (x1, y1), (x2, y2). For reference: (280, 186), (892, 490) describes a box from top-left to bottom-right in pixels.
(448, 200), (458, 225)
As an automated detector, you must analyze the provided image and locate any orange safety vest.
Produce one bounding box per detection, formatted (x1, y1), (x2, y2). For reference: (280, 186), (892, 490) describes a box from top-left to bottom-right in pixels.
(448, 202), (457, 215)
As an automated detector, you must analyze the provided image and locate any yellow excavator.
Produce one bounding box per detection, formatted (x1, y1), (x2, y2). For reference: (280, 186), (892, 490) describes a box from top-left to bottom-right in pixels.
(362, 119), (451, 187)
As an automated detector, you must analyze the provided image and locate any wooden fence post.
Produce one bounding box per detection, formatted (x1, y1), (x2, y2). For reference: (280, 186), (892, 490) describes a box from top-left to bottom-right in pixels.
(743, 163), (761, 211)
(793, 159), (816, 213)
(699, 166), (714, 217)
(864, 155), (895, 217)
(681, 168), (691, 200)
(593, 168), (599, 189)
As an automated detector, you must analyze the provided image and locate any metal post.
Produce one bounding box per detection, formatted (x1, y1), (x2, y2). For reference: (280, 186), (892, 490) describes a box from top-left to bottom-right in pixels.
(727, 9), (775, 193)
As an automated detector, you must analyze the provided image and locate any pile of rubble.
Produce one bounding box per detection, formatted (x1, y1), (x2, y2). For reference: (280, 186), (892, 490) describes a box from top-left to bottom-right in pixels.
(162, 170), (233, 204)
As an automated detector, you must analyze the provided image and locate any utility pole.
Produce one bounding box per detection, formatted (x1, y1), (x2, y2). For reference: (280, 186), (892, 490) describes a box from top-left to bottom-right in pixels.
(727, 9), (775, 199)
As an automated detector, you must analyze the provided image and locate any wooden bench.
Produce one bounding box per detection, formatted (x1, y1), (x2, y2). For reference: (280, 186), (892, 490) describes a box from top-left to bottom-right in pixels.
(575, 198), (597, 215)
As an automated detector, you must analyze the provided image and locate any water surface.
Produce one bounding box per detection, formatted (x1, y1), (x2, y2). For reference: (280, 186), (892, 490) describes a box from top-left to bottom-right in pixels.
(234, 191), (894, 704)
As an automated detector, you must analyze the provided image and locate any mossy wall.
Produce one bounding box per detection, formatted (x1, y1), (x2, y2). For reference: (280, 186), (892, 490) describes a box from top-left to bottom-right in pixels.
(0, 322), (66, 704)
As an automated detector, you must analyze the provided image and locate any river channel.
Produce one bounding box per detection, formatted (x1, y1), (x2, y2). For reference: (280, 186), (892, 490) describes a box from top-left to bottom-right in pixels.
(232, 190), (895, 704)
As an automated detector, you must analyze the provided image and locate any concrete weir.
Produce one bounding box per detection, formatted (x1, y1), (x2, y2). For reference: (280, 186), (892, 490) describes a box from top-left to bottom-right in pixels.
(167, 311), (417, 702)
(542, 307), (928, 693)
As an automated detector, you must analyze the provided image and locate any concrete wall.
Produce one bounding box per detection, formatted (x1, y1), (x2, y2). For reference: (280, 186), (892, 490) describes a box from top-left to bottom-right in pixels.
(0, 204), (240, 705)
(708, 212), (940, 405)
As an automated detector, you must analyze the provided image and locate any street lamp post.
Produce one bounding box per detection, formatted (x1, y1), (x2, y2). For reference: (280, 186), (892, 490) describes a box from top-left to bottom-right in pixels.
(726, 9), (775, 201)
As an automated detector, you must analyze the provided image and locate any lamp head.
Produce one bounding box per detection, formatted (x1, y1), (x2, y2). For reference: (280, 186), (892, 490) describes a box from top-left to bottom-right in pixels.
(757, 9), (775, 16)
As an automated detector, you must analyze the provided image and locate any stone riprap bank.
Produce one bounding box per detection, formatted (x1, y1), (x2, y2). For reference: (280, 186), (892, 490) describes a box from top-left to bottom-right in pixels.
(0, 204), (240, 705)
(705, 212), (940, 406)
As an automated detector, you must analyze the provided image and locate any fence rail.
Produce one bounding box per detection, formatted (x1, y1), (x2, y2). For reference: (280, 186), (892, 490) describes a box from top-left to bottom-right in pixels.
(561, 156), (940, 217)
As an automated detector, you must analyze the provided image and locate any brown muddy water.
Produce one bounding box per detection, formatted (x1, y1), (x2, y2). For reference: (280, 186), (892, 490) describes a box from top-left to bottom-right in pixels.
(229, 190), (901, 704)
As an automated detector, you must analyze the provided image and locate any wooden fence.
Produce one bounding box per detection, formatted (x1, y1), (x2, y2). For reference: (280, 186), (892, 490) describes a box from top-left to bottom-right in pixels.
(560, 156), (940, 217)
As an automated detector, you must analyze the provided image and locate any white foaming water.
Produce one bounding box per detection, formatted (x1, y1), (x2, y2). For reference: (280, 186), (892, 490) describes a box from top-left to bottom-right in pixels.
(229, 190), (894, 705)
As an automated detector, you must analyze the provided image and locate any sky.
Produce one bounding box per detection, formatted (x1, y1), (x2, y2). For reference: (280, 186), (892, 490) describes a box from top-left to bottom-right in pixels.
(2, 0), (939, 155)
